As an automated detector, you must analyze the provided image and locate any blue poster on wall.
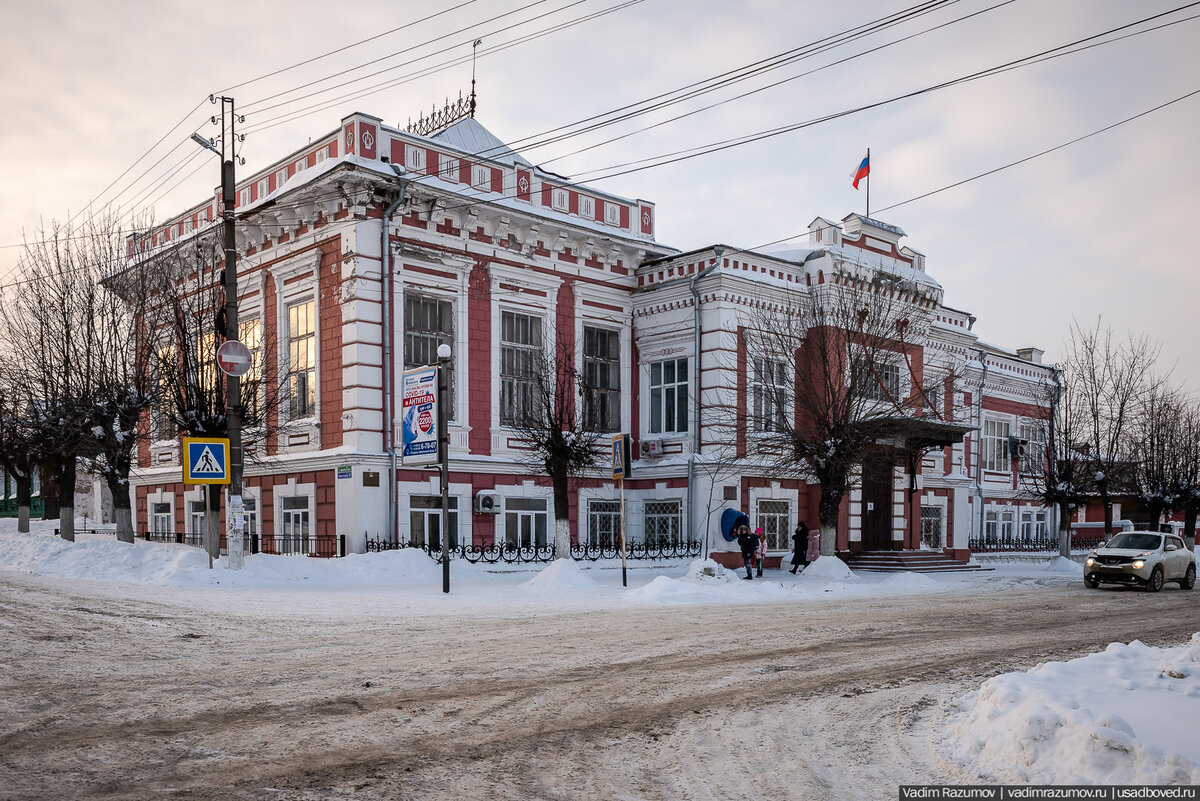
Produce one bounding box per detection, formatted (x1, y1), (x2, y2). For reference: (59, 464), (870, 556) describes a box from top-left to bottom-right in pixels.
(401, 366), (439, 461)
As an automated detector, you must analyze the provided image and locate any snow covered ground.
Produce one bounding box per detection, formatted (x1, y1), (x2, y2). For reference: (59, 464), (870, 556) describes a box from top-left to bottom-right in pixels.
(2, 518), (1198, 790)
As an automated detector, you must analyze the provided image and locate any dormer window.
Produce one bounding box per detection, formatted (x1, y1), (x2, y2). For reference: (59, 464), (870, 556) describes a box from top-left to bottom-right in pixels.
(406, 146), (426, 172)
(471, 164), (491, 190)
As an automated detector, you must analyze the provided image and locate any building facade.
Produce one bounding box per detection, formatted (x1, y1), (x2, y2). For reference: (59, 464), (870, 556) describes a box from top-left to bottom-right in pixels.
(126, 109), (1058, 562)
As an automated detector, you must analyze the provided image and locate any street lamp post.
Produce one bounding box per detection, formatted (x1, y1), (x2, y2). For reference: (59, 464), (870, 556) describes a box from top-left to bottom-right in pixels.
(437, 343), (452, 593)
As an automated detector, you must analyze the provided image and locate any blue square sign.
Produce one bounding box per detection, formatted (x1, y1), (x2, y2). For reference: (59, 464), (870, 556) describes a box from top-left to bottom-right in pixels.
(182, 437), (231, 484)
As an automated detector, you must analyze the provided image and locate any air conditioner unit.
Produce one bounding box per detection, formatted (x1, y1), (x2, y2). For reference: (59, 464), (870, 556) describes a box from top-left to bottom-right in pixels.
(473, 489), (502, 514)
(640, 438), (663, 458)
(1008, 436), (1028, 459)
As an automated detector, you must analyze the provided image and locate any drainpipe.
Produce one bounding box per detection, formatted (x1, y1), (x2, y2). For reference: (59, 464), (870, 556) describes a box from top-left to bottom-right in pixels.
(689, 246), (723, 559)
(974, 349), (989, 544)
(382, 164), (406, 543)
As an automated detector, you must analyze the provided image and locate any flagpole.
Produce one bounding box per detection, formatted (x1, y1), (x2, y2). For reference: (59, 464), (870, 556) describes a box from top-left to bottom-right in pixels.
(866, 147), (870, 218)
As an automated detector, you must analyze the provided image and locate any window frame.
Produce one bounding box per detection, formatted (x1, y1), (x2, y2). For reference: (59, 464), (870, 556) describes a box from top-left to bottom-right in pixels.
(499, 310), (544, 428)
(582, 326), (620, 433)
(649, 357), (688, 435)
(752, 355), (790, 433)
(404, 293), (456, 421)
(982, 418), (1012, 472)
(286, 299), (317, 420)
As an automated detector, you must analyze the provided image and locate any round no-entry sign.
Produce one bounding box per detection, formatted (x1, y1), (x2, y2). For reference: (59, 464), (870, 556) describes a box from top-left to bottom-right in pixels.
(216, 340), (253, 378)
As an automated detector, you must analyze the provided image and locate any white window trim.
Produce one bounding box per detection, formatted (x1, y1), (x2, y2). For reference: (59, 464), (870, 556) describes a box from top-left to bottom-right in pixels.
(551, 187), (569, 212)
(439, 153), (458, 182)
(578, 195), (595, 219)
(146, 488), (176, 536)
(471, 163), (491, 190)
(646, 355), (689, 437)
(273, 477), (316, 550)
(273, 251), (322, 431)
(747, 484), (800, 552)
(406, 145), (426, 172)
(604, 202), (621, 226)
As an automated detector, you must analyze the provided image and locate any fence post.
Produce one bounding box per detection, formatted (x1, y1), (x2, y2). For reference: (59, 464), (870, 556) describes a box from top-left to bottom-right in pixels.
(339, 534), (346, 558)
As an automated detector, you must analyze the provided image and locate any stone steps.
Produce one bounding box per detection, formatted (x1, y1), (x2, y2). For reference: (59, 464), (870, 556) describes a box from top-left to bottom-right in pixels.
(842, 550), (984, 573)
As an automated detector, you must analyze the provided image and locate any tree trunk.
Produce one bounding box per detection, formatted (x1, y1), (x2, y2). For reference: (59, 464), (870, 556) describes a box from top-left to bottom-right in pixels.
(58, 459), (76, 542)
(1185, 505), (1198, 552)
(1098, 480), (1113, 536)
(107, 474), (134, 544)
(15, 471), (32, 534)
(551, 468), (572, 559)
(817, 492), (841, 556)
(1057, 502), (1072, 559)
(42, 461), (61, 521)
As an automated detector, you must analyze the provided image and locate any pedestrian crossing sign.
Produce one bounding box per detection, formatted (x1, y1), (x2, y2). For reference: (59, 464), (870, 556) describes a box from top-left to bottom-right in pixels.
(182, 437), (231, 484)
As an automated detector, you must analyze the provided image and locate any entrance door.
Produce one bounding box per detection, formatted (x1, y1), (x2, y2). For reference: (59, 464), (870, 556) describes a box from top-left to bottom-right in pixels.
(860, 459), (893, 550)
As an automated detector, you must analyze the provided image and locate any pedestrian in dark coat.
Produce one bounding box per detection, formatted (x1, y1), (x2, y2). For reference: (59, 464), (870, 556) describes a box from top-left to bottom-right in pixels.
(736, 524), (757, 580)
(790, 521), (810, 573)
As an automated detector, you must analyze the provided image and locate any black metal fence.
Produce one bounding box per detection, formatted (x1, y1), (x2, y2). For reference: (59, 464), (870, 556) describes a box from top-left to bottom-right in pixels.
(365, 537), (703, 564)
(968, 531), (1106, 553)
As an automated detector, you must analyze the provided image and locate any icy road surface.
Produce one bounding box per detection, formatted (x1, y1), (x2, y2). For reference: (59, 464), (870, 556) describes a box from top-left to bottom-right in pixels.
(1, 554), (1198, 800)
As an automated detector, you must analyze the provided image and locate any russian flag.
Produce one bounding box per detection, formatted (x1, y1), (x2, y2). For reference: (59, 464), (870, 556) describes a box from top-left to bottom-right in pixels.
(852, 153), (870, 189)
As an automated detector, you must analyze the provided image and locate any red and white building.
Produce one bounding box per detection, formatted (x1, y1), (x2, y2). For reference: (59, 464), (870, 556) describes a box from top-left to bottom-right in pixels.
(126, 109), (1060, 563)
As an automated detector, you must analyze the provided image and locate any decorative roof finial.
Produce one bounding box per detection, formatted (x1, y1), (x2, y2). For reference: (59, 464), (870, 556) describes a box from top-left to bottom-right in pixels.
(470, 39), (482, 118)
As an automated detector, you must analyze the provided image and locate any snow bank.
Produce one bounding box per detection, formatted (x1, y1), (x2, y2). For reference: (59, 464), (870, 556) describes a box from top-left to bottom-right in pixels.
(797, 556), (858, 581)
(520, 558), (597, 589)
(1043, 556), (1084, 576)
(945, 634), (1200, 784)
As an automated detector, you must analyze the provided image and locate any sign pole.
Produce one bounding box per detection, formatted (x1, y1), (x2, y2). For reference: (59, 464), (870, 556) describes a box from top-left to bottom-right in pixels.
(619, 477), (627, 588)
(204, 486), (213, 570)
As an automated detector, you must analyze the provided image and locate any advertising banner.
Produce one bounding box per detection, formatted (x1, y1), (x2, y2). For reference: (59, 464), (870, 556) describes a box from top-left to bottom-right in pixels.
(401, 366), (439, 462)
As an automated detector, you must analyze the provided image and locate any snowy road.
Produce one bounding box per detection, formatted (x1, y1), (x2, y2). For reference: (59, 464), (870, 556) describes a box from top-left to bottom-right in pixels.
(1, 569), (1198, 800)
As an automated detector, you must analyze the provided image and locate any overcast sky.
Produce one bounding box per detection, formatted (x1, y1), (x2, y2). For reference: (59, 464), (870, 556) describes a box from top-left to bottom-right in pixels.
(2, 0), (1197, 390)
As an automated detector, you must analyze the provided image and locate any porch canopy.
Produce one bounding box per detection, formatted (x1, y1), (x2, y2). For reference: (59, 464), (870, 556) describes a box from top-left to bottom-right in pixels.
(854, 416), (973, 451)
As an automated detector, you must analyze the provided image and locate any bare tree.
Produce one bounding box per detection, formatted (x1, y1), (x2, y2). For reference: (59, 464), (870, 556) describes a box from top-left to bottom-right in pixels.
(738, 272), (951, 556)
(0, 219), (108, 542)
(136, 225), (278, 559)
(0, 389), (39, 532)
(500, 316), (605, 558)
(1021, 368), (1093, 557)
(1171, 398), (1200, 550)
(1066, 319), (1162, 536)
(1129, 383), (1185, 531)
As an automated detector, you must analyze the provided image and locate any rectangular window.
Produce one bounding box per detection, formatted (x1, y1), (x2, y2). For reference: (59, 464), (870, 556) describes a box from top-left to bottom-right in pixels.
(583, 327), (620, 433)
(409, 495), (460, 552)
(579, 196), (595, 219)
(471, 164), (491, 190)
(287, 300), (316, 419)
(275, 168), (289, 188)
(504, 497), (548, 550)
(551, 187), (569, 212)
(406, 146), (426, 172)
(921, 505), (944, 549)
(984, 510), (998, 543)
(649, 358), (688, 434)
(982, 419), (1011, 472)
(257, 177), (270, 200)
(153, 345), (177, 440)
(194, 330), (219, 397)
(294, 157), (308, 174)
(853, 359), (901, 403)
(189, 500), (206, 537)
(279, 496), (312, 555)
(314, 148), (327, 164)
(643, 500), (682, 547)
(438, 154), (458, 181)
(756, 499), (790, 550)
(238, 187), (252, 207)
(500, 311), (543, 427)
(753, 357), (789, 433)
(239, 318), (264, 424)
(1018, 422), (1046, 475)
(604, 203), (621, 226)
(244, 497), (259, 543)
(404, 294), (455, 418)
(587, 500), (621, 549)
(151, 502), (171, 534)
